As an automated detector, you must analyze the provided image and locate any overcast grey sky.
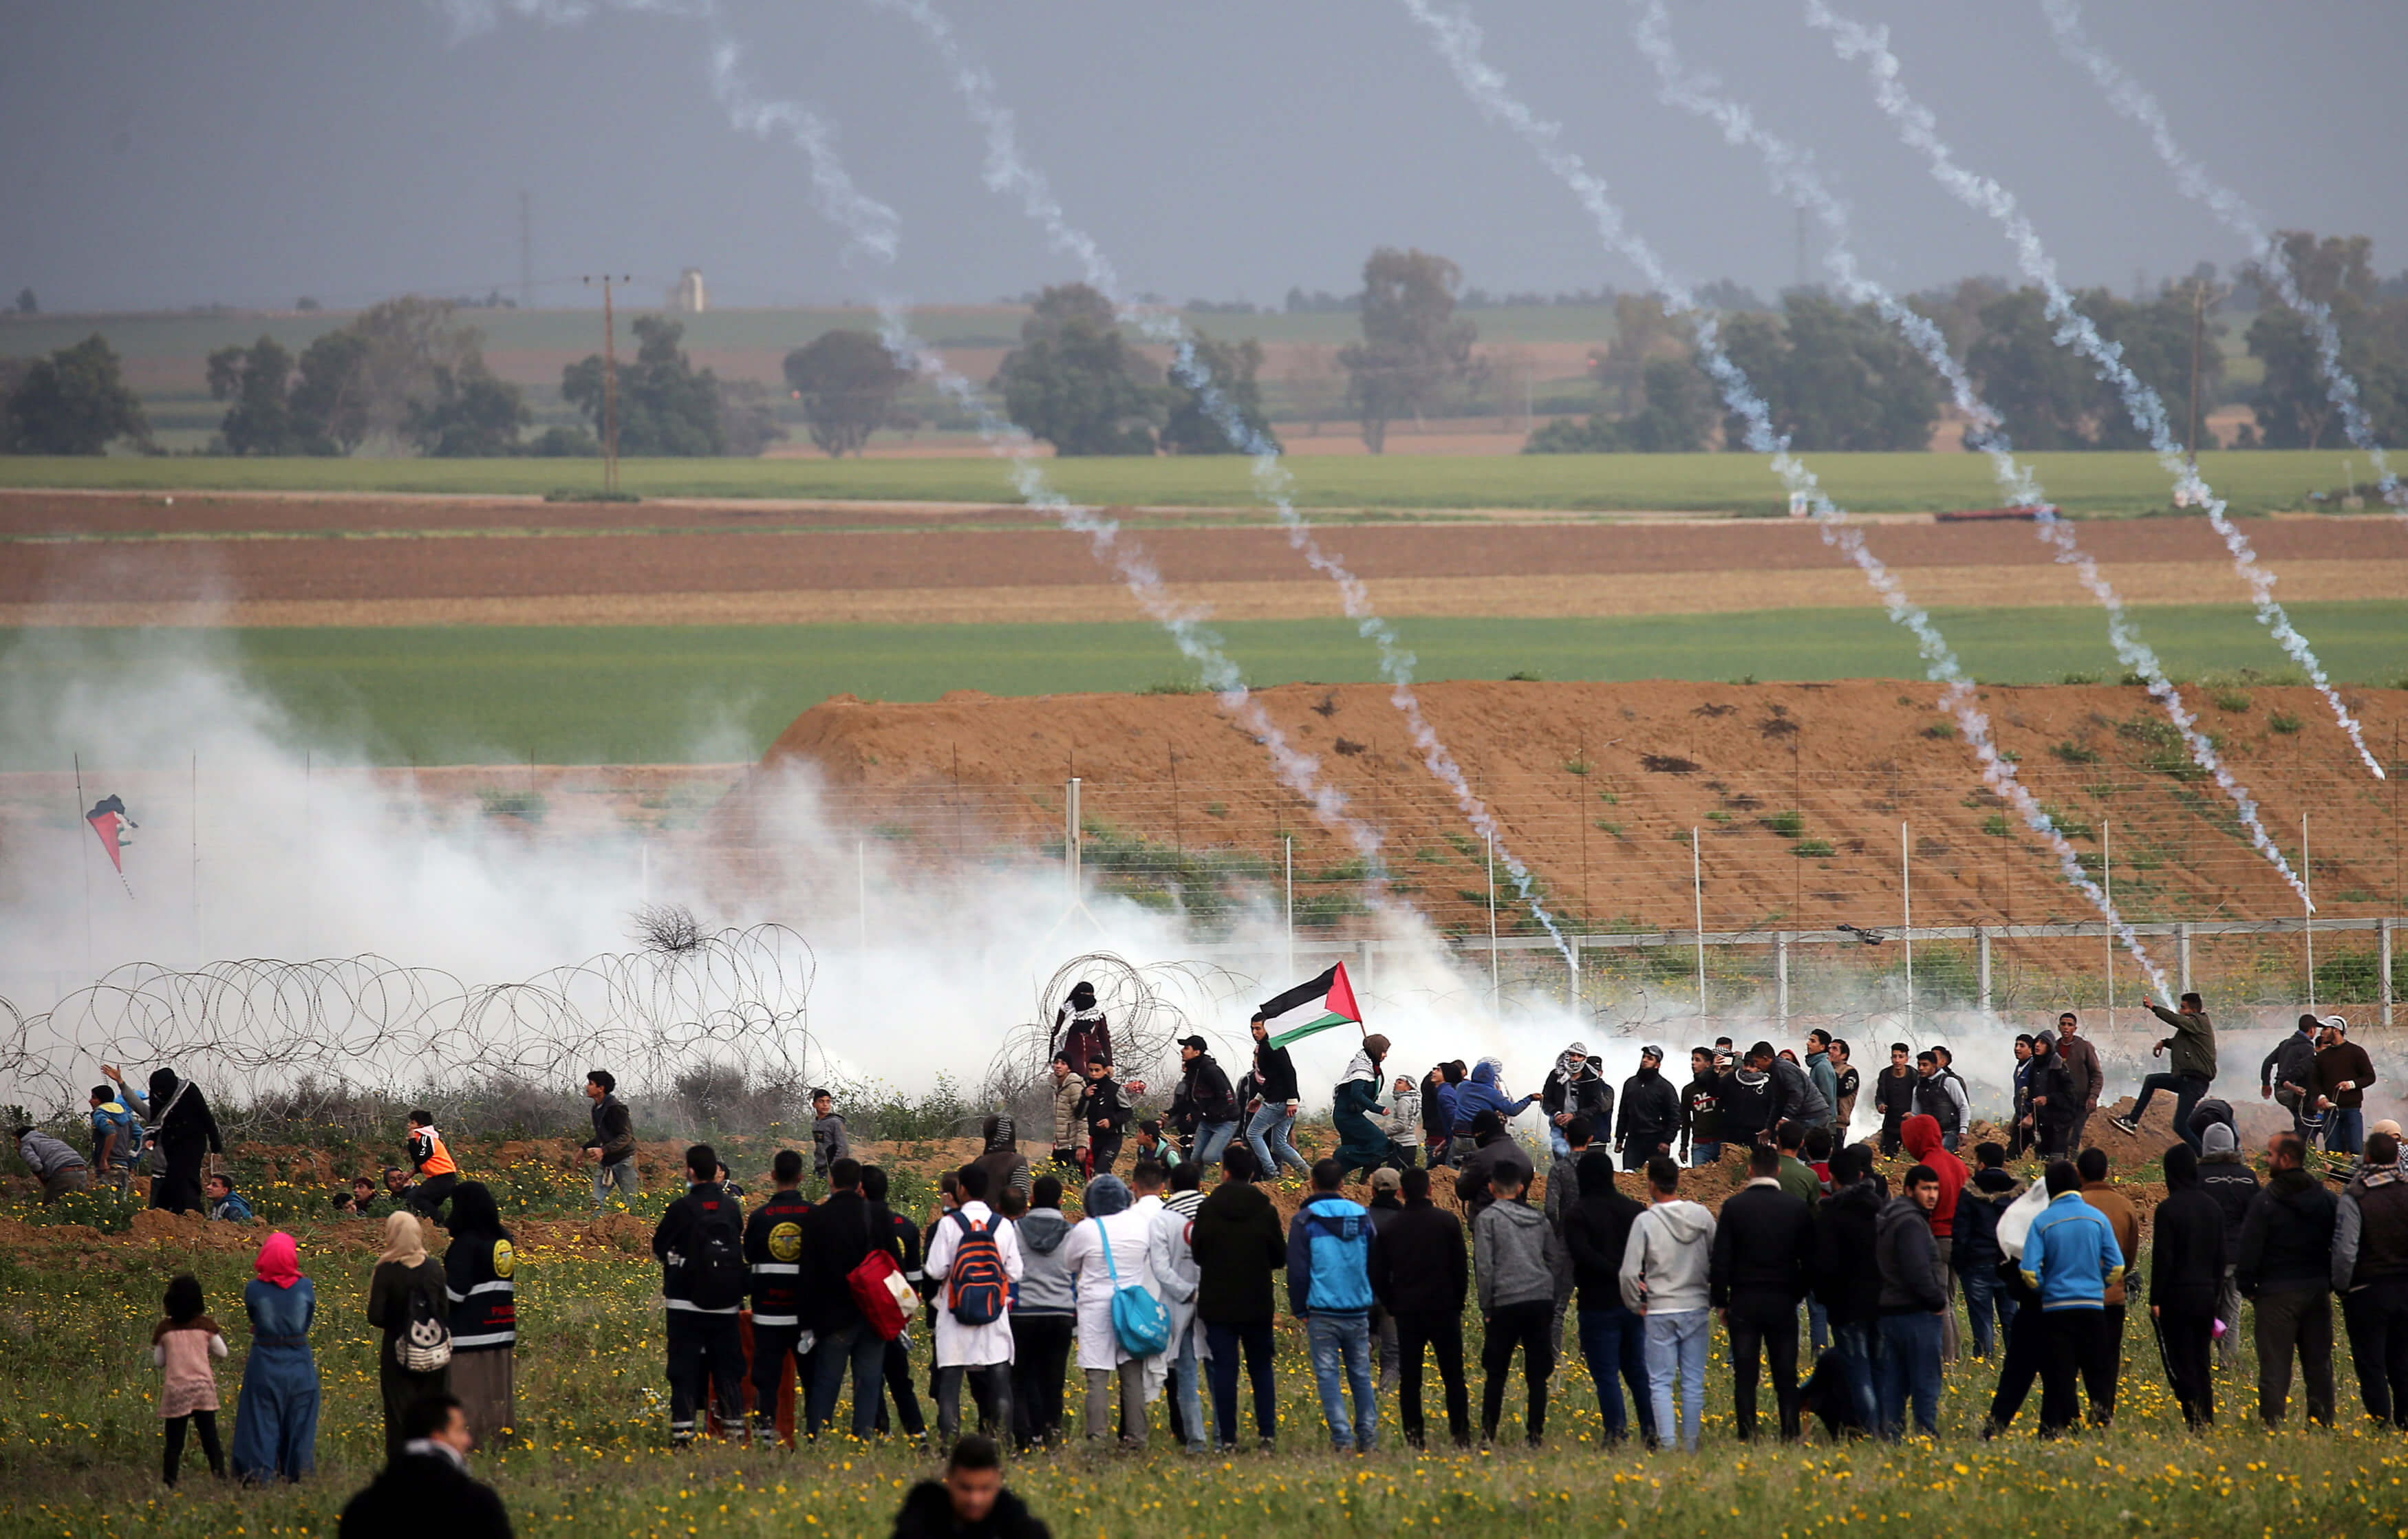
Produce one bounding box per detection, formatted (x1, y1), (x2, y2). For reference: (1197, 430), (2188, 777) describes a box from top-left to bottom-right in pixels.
(4, 1), (2402, 314)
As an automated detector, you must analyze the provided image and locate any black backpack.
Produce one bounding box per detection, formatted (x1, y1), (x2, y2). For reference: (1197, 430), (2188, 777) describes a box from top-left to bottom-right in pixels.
(395, 1281), (452, 1373)
(689, 1206), (749, 1311)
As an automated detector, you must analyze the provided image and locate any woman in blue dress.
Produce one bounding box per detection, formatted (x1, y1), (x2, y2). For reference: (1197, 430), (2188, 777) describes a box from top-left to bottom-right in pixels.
(231, 1231), (319, 1483)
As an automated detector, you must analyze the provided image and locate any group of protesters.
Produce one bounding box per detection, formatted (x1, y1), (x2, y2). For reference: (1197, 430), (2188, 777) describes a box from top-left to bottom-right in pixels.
(33, 980), (2408, 1539)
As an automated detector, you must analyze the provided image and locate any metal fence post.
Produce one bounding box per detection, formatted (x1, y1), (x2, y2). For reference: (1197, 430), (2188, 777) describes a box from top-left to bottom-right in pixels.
(2176, 921), (2193, 1000)
(1977, 927), (1991, 1017)
(1064, 777), (1082, 901)
(1775, 932), (1790, 1026)
(2383, 918), (2395, 1030)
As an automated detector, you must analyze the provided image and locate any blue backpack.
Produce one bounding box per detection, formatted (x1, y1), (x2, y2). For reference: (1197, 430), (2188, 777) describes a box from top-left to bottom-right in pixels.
(1093, 1217), (1170, 1357)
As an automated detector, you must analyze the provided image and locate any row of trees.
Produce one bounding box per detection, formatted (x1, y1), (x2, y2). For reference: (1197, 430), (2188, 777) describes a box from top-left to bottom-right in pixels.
(1531, 230), (2408, 455)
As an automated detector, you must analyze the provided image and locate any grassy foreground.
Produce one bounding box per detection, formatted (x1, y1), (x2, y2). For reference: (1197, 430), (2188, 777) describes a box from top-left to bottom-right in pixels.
(0, 1152), (2398, 1539)
(5, 602), (2401, 769)
(0, 448), (2378, 516)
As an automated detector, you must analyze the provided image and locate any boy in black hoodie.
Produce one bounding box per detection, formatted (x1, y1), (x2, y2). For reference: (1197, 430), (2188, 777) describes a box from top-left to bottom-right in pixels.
(1077, 1060), (1132, 1176)
(2151, 1143), (2226, 1428)
(1953, 1143), (2021, 1361)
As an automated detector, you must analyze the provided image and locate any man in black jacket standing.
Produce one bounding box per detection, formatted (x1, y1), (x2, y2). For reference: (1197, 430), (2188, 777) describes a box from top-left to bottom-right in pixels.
(652, 1143), (746, 1447)
(2196, 1121), (2259, 1371)
(1562, 1147), (1654, 1447)
(1875, 1044), (1919, 1158)
(2332, 1129), (2408, 1427)
(2237, 1132), (2336, 1427)
(742, 1149), (814, 1447)
(1614, 1046), (1680, 1173)
(1816, 1145), (1885, 1434)
(2150, 1143), (2226, 1429)
(799, 1156), (903, 1441)
(1710, 1145), (1816, 1442)
(1370, 1165), (1471, 1448)
(2261, 1014), (2321, 1140)
(1188, 1145), (1284, 1451)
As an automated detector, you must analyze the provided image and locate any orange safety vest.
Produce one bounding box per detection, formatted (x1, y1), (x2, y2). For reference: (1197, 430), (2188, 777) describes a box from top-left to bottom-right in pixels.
(413, 1128), (458, 1179)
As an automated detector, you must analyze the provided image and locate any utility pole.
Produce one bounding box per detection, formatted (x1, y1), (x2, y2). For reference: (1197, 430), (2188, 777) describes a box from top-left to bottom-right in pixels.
(582, 274), (630, 495)
(2185, 280), (2229, 466)
(518, 191), (534, 312)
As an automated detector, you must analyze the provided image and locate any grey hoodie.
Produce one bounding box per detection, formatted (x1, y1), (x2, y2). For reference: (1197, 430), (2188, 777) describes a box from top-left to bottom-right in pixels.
(1013, 1208), (1077, 1317)
(1619, 1198), (1716, 1315)
(1474, 1196), (1561, 1313)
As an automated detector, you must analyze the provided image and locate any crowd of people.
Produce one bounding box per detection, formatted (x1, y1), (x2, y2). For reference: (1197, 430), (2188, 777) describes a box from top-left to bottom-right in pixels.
(26, 984), (2408, 1538)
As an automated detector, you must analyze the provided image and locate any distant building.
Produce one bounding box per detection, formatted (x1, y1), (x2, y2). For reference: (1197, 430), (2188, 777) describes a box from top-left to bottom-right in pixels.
(671, 268), (708, 314)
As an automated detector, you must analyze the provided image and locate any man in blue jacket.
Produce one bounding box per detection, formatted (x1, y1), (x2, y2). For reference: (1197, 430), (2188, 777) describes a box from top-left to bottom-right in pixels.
(1289, 1158), (1379, 1452)
(1450, 1059), (1538, 1139)
(2019, 1161), (2127, 1436)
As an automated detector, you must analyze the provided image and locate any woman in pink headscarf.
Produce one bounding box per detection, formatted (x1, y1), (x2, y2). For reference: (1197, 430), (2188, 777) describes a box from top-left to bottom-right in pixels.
(230, 1231), (319, 1483)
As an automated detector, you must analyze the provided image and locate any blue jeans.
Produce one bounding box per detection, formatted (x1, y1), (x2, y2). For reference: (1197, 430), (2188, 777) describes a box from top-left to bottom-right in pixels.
(1170, 1325), (1207, 1451)
(2327, 1106), (2366, 1156)
(1193, 1119), (1240, 1168)
(1807, 1295), (1830, 1356)
(1246, 1104), (1307, 1179)
(1830, 1317), (1881, 1434)
(806, 1320), (888, 1441)
(1689, 1141), (1722, 1168)
(1643, 1309), (1709, 1452)
(1306, 1313), (1377, 1451)
(591, 1158), (639, 1209)
(1877, 1313), (1944, 1440)
(2129, 1073), (2210, 1152)
(1577, 1305), (1656, 1445)
(1959, 1263), (2017, 1359)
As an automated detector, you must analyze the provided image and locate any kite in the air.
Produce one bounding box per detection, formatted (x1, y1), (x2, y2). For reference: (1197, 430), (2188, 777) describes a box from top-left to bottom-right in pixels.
(86, 794), (137, 873)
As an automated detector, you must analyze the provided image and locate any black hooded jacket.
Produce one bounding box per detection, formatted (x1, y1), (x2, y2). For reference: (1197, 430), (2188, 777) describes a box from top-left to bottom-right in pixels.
(2151, 1185), (2228, 1316)
(1369, 1195), (1468, 1317)
(147, 1069), (223, 1161)
(1814, 1179), (1886, 1326)
(1562, 1151), (1647, 1309)
(2237, 1166), (2339, 1297)
(1615, 1065), (1679, 1155)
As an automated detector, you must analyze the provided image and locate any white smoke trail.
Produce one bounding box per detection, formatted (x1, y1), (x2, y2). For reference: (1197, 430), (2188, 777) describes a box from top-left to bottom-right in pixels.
(868, 0), (1576, 965)
(1805, 0), (2384, 782)
(695, 39), (1393, 880)
(2039, 0), (2402, 517)
(1401, 0), (2171, 997)
(450, 1), (1393, 881)
(1629, 0), (2313, 912)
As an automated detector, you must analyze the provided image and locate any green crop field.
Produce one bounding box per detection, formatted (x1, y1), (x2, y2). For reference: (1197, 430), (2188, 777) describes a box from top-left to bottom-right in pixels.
(0, 448), (2380, 517)
(6, 601), (2398, 768)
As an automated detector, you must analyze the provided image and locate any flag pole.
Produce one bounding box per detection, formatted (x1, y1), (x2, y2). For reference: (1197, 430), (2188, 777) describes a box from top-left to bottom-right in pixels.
(74, 753), (92, 976)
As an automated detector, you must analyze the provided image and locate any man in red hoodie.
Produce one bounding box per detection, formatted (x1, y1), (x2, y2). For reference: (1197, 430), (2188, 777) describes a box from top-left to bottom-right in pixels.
(1901, 1114), (1968, 1363)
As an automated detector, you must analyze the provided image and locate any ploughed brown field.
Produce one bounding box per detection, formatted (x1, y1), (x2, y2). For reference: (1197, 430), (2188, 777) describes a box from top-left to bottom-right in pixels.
(7, 491), (2405, 626)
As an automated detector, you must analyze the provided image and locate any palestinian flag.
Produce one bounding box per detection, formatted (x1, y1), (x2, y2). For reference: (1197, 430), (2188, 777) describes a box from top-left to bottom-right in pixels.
(1258, 962), (1363, 1048)
(85, 795), (134, 873)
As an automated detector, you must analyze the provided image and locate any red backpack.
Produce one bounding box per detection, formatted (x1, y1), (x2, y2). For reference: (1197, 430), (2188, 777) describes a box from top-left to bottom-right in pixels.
(846, 1209), (913, 1341)
(944, 1212), (1009, 1326)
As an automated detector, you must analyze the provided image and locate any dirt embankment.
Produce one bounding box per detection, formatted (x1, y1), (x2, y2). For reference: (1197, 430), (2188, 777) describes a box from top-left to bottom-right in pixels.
(735, 679), (2408, 938)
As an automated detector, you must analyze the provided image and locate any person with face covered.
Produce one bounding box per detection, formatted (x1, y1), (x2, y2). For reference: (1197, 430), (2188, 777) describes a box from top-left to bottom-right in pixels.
(2025, 1033), (2075, 1159)
(1331, 1037), (1394, 1183)
(143, 1066), (224, 1216)
(1052, 982), (1111, 1081)
(1540, 1043), (1611, 1163)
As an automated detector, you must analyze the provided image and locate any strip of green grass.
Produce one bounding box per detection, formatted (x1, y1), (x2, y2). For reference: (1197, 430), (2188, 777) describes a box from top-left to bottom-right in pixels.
(0, 447), (2375, 515)
(5, 601), (2398, 768)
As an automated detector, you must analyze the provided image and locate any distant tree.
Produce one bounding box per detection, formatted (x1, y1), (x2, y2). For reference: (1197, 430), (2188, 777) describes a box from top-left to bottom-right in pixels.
(12, 288), (34, 316)
(2243, 231), (2398, 450)
(1909, 276), (2010, 357)
(402, 366), (529, 456)
(295, 297), (322, 313)
(1711, 294), (1939, 453)
(561, 315), (722, 455)
(1589, 294), (1691, 417)
(288, 329), (373, 455)
(347, 296), (488, 446)
(1964, 283), (2206, 450)
(1159, 334), (1279, 455)
(717, 379), (784, 458)
(524, 424), (599, 457)
(1, 333), (149, 455)
(206, 336), (303, 455)
(1525, 355), (1712, 453)
(1337, 248), (1475, 453)
(782, 328), (907, 457)
(993, 283), (1161, 455)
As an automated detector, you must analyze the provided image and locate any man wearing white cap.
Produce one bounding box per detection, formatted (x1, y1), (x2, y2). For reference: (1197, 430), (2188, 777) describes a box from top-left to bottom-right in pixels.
(2312, 1016), (2377, 1157)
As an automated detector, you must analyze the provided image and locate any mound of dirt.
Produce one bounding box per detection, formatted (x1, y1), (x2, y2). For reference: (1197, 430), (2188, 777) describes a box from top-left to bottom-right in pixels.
(731, 679), (2407, 943)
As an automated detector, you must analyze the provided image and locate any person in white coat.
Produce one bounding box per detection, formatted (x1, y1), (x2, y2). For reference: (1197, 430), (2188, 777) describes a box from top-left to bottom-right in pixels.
(1139, 1160), (1207, 1452)
(1058, 1173), (1162, 1447)
(924, 1163), (1026, 1449)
